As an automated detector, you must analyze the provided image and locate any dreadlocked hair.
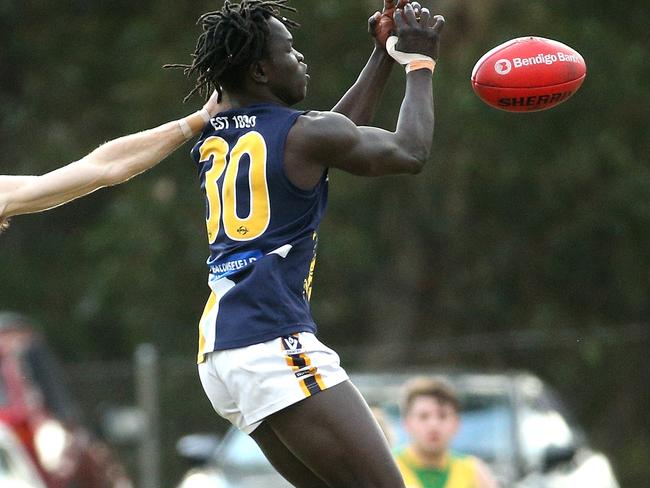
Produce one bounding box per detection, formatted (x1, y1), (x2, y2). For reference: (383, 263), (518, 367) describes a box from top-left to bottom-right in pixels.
(166, 0), (299, 102)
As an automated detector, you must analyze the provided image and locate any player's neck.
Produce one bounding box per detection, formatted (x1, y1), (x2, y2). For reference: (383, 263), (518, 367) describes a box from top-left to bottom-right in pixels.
(409, 445), (449, 469)
(225, 90), (288, 109)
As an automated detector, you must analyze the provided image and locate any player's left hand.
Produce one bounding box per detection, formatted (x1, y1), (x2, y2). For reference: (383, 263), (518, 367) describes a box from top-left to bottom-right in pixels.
(369, 0), (412, 49)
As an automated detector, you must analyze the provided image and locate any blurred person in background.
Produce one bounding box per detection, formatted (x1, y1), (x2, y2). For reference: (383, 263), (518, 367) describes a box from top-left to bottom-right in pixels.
(395, 377), (498, 488)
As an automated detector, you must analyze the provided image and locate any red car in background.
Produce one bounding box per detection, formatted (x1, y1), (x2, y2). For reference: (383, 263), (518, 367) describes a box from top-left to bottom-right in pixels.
(0, 312), (132, 488)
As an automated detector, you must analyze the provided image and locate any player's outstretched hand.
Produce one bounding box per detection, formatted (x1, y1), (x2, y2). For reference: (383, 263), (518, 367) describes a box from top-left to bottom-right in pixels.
(369, 0), (410, 48)
(393, 3), (445, 61)
(203, 90), (230, 117)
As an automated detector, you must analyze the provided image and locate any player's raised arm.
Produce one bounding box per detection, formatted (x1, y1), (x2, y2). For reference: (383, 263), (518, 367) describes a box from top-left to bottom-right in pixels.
(287, 4), (444, 180)
(331, 0), (411, 125)
(0, 93), (226, 227)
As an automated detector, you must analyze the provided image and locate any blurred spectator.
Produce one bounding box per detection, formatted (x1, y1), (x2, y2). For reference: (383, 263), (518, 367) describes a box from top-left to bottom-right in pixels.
(394, 376), (498, 488)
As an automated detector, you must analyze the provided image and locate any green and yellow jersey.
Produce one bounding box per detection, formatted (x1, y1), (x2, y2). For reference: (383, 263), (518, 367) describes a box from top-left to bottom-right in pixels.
(394, 446), (480, 488)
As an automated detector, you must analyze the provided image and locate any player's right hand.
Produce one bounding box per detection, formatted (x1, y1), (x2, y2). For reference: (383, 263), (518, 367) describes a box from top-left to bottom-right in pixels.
(370, 0), (410, 48)
(393, 3), (445, 61)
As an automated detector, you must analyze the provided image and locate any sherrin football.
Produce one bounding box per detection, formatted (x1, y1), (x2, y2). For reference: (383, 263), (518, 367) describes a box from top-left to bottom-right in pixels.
(471, 36), (586, 112)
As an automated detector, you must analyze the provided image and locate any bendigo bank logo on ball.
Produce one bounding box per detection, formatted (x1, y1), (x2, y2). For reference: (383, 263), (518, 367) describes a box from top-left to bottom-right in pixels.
(494, 51), (582, 75)
(494, 59), (512, 75)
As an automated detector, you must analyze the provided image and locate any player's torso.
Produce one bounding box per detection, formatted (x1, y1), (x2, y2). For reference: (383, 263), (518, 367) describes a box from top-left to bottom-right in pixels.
(395, 449), (478, 488)
(191, 103), (327, 355)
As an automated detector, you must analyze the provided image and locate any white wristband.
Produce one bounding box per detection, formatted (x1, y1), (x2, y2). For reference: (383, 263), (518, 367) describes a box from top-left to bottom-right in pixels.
(386, 36), (435, 65)
(405, 59), (436, 74)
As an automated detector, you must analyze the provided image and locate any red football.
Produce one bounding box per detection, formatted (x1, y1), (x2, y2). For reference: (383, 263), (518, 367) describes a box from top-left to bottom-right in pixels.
(471, 36), (586, 112)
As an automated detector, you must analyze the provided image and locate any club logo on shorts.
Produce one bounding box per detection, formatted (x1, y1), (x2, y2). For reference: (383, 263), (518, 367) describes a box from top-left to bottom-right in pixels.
(494, 58), (512, 75)
(281, 335), (305, 354)
(282, 336), (300, 352)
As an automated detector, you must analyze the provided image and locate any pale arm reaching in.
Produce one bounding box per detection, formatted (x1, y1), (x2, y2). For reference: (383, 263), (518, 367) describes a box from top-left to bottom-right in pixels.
(0, 93), (225, 230)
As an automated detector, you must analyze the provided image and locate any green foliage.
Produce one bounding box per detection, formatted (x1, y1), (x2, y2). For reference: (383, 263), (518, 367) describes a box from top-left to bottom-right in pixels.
(1, 0), (648, 485)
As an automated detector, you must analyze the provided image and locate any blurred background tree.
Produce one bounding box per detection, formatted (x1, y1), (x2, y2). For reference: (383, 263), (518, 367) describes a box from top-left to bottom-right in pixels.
(1, 0), (648, 485)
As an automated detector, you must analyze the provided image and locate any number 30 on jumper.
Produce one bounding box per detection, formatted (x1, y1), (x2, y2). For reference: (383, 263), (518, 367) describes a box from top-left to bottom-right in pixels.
(199, 132), (271, 243)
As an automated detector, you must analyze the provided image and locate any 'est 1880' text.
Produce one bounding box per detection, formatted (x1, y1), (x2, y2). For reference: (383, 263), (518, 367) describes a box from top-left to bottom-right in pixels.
(210, 115), (257, 130)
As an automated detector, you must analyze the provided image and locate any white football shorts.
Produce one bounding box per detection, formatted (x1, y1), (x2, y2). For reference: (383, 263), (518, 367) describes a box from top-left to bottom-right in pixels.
(198, 332), (349, 433)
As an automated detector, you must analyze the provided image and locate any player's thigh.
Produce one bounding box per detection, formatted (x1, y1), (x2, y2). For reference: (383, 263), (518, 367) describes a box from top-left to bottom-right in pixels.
(250, 422), (331, 488)
(265, 380), (405, 488)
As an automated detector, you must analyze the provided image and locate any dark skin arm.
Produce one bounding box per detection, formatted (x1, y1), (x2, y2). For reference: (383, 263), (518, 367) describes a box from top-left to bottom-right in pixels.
(285, 4), (445, 189)
(331, 46), (394, 125)
(332, 0), (411, 125)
